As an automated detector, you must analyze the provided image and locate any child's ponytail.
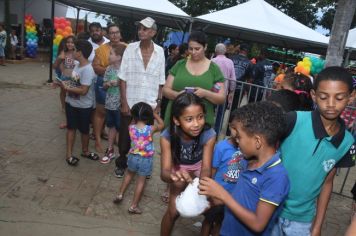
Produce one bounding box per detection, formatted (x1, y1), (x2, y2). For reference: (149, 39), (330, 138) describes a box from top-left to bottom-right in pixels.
(131, 102), (154, 125)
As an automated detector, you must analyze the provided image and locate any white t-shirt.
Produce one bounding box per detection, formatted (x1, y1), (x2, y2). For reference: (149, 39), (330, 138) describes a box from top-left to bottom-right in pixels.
(88, 37), (110, 63)
(10, 35), (18, 46)
(65, 63), (96, 108)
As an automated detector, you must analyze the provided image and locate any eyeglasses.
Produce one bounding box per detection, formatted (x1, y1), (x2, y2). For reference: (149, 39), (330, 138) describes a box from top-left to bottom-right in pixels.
(108, 31), (120, 36)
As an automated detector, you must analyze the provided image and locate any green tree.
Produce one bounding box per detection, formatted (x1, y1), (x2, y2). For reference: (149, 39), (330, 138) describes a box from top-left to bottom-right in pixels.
(99, 14), (137, 42)
(169, 0), (241, 17)
(267, 0), (319, 28)
(319, 4), (356, 32)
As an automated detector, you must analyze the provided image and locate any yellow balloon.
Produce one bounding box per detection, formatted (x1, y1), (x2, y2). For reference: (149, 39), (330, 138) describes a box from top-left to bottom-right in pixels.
(56, 35), (62, 41)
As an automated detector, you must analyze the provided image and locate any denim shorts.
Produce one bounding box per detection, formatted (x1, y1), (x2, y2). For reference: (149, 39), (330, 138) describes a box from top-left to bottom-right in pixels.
(55, 68), (62, 79)
(95, 76), (106, 105)
(127, 154), (153, 176)
(106, 109), (120, 131)
(271, 217), (312, 236)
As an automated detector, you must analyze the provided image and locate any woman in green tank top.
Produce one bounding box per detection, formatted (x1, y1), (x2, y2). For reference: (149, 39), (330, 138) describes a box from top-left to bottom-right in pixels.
(163, 31), (225, 127)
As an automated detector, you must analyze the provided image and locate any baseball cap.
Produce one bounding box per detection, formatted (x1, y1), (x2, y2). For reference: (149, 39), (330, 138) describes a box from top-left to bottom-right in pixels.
(136, 17), (157, 30)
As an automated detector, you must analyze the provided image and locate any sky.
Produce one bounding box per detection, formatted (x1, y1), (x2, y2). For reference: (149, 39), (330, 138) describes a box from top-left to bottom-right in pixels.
(315, 25), (329, 36)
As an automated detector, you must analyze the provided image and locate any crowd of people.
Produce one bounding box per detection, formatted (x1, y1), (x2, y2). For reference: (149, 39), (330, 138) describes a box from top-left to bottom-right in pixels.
(51, 16), (355, 236)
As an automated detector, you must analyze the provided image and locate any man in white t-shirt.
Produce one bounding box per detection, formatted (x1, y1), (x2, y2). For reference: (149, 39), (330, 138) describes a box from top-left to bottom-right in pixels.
(114, 17), (165, 178)
(87, 22), (110, 63)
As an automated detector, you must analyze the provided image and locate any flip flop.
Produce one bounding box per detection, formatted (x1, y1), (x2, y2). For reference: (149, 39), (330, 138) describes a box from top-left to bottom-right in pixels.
(128, 206), (142, 214)
(66, 156), (79, 166)
(113, 194), (123, 204)
(81, 152), (99, 161)
(59, 123), (67, 129)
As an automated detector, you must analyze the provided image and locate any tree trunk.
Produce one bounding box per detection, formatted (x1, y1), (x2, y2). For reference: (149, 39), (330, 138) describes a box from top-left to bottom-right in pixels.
(325, 0), (356, 67)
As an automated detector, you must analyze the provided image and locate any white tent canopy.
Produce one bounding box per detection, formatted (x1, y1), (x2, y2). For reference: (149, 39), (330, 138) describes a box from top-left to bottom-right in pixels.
(57, 0), (191, 30)
(65, 7), (108, 27)
(346, 28), (356, 49)
(194, 0), (329, 54)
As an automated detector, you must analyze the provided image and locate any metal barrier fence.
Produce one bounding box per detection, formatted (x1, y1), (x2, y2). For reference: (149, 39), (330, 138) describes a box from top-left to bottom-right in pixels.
(215, 80), (275, 139)
(215, 80), (275, 140)
(215, 79), (355, 198)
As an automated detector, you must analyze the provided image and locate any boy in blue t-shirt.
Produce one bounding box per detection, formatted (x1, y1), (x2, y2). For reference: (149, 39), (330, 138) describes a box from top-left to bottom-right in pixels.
(201, 113), (243, 236)
(199, 102), (290, 236)
(272, 66), (355, 236)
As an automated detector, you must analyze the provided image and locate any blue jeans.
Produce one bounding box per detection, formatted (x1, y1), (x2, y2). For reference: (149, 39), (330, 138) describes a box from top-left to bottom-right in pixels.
(95, 76), (106, 105)
(106, 109), (120, 131)
(271, 217), (312, 236)
(214, 103), (226, 135)
(127, 154), (153, 176)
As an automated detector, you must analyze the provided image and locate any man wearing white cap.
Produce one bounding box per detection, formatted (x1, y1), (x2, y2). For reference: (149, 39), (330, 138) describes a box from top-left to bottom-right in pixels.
(114, 17), (165, 178)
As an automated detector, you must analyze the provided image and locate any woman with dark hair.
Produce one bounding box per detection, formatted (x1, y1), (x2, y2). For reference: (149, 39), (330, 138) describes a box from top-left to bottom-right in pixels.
(163, 31), (225, 127)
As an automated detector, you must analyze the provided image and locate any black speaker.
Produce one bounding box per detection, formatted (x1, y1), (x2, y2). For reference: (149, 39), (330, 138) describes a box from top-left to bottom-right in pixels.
(43, 18), (52, 28)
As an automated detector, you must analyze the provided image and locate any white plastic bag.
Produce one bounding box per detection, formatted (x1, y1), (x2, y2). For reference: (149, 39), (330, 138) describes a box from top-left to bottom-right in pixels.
(176, 178), (209, 218)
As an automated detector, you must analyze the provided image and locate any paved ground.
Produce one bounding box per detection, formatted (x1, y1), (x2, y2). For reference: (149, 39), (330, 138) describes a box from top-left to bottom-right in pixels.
(0, 62), (354, 236)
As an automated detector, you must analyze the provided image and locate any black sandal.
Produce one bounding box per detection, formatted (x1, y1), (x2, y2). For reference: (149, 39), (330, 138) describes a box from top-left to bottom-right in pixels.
(81, 152), (99, 161)
(66, 156), (79, 166)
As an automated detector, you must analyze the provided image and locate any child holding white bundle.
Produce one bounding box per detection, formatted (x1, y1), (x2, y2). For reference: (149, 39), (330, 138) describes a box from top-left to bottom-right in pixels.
(160, 93), (216, 236)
